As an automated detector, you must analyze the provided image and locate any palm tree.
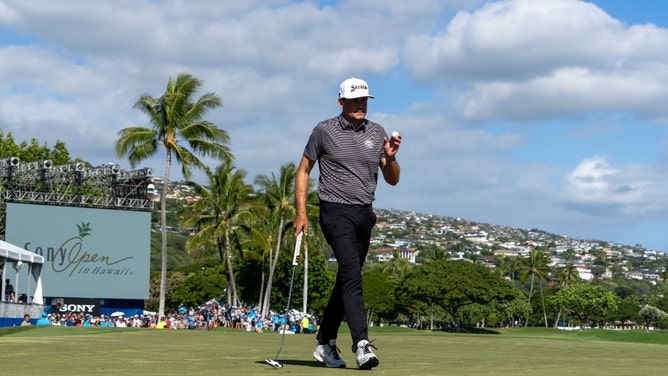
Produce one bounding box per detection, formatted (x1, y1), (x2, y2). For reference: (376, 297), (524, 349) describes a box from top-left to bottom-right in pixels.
(381, 249), (412, 282)
(495, 255), (522, 286)
(254, 163), (298, 317)
(181, 160), (264, 307)
(558, 264), (580, 287)
(519, 249), (550, 327)
(243, 218), (276, 310)
(426, 246), (450, 262)
(114, 73), (231, 319)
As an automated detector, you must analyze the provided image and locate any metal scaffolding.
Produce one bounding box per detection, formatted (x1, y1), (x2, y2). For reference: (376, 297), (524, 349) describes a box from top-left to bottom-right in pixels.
(0, 157), (154, 211)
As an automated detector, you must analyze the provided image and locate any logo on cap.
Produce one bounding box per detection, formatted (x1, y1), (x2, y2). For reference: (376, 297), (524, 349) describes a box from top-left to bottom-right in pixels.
(350, 84), (368, 92)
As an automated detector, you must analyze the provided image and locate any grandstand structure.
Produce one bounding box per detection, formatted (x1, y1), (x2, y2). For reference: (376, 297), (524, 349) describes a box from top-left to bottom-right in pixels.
(0, 157), (154, 212)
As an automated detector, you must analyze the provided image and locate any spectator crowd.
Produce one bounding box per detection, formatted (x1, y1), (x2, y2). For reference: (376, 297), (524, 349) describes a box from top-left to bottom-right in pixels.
(35, 300), (317, 334)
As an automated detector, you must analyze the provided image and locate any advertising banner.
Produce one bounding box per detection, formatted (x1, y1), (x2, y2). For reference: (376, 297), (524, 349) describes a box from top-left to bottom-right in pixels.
(53, 297), (101, 316)
(5, 203), (151, 300)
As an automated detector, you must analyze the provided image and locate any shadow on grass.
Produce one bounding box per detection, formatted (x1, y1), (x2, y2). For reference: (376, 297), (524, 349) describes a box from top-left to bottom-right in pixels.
(256, 359), (324, 369)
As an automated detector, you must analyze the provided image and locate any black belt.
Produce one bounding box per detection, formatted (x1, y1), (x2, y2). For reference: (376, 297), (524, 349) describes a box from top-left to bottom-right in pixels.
(320, 201), (372, 208)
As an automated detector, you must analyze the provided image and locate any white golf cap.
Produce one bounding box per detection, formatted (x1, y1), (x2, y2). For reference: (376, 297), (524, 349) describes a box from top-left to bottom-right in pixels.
(339, 78), (374, 99)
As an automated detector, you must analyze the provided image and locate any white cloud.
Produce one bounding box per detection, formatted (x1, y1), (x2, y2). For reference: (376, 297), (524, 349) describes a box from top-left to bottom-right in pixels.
(561, 155), (668, 216)
(403, 0), (668, 121)
(458, 66), (668, 120)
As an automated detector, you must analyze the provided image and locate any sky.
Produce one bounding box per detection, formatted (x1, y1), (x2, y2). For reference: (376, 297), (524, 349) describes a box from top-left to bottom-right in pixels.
(1, 0), (668, 252)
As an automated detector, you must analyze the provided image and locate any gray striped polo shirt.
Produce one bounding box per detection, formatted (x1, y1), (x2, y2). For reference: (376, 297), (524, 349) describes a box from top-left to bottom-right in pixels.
(303, 114), (388, 206)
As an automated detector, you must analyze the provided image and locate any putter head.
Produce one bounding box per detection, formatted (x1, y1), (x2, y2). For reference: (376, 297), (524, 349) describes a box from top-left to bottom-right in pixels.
(265, 359), (283, 368)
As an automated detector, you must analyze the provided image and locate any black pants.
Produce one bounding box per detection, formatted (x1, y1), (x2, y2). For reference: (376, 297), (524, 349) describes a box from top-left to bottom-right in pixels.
(316, 201), (376, 353)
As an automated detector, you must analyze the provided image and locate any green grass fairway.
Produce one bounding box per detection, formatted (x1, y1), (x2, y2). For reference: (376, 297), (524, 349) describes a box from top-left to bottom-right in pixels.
(2, 326), (668, 375)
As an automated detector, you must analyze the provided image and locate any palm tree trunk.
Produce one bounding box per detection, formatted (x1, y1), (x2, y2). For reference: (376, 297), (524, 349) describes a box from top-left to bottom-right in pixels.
(224, 228), (239, 307)
(539, 280), (548, 327)
(525, 273), (535, 327)
(258, 244), (271, 310)
(216, 237), (231, 305)
(262, 215), (285, 317)
(258, 262), (266, 310)
(262, 243), (273, 316)
(158, 151), (172, 320)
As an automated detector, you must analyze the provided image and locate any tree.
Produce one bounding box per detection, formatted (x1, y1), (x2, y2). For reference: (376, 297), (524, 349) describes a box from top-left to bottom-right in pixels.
(171, 264), (227, 307)
(557, 264), (580, 288)
(0, 132), (72, 165)
(146, 270), (187, 312)
(549, 283), (619, 329)
(300, 237), (335, 315)
(550, 264), (582, 327)
(0, 131), (21, 158)
(562, 248), (576, 262)
(254, 163), (298, 317)
(495, 255), (521, 286)
(115, 73), (231, 318)
(380, 248), (412, 281)
(638, 305), (668, 332)
(265, 235), (334, 317)
(614, 298), (640, 329)
(654, 292), (668, 313)
(428, 246), (450, 262)
(363, 269), (399, 326)
(496, 290), (533, 328)
(237, 214), (276, 310)
(395, 259), (515, 332)
(181, 160), (262, 307)
(519, 249), (550, 327)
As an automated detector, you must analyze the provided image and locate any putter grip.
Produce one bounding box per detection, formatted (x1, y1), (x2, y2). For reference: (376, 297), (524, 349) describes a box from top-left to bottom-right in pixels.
(292, 232), (303, 266)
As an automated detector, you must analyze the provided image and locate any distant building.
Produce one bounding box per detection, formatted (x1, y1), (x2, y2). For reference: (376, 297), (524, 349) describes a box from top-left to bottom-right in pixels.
(375, 247), (419, 264)
(494, 247), (530, 257)
(573, 264), (593, 281)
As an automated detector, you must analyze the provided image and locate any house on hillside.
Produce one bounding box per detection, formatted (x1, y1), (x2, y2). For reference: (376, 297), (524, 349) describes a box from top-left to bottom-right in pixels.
(574, 264), (593, 281)
(375, 247), (419, 264)
(389, 223), (407, 231)
(433, 225), (452, 235)
(479, 256), (496, 269)
(494, 246), (529, 257)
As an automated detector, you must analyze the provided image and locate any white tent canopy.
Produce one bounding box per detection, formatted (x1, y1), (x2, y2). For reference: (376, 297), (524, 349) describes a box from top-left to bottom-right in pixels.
(0, 239), (44, 264)
(1, 239), (44, 303)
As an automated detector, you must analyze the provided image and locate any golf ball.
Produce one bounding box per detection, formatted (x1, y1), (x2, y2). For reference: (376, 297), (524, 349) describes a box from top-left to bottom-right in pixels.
(391, 131), (399, 139)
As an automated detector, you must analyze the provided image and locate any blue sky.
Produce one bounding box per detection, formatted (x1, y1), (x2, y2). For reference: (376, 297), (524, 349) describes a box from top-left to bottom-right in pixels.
(1, 0), (668, 251)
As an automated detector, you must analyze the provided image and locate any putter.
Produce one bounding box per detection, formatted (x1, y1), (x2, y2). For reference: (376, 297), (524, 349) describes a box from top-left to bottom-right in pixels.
(265, 231), (303, 369)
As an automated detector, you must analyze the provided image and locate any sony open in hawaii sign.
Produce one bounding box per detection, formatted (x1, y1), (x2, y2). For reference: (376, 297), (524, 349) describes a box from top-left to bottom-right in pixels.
(5, 203), (150, 300)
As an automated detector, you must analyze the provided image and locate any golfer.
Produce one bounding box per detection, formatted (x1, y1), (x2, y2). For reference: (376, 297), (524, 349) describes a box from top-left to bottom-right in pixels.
(294, 77), (401, 369)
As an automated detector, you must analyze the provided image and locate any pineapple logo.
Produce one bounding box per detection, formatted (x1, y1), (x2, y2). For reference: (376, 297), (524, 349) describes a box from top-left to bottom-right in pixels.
(76, 221), (92, 238)
(52, 221), (133, 276)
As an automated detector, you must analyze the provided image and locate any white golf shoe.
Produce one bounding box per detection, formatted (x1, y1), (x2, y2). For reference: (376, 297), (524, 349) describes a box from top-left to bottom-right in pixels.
(313, 339), (346, 368)
(355, 339), (379, 370)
